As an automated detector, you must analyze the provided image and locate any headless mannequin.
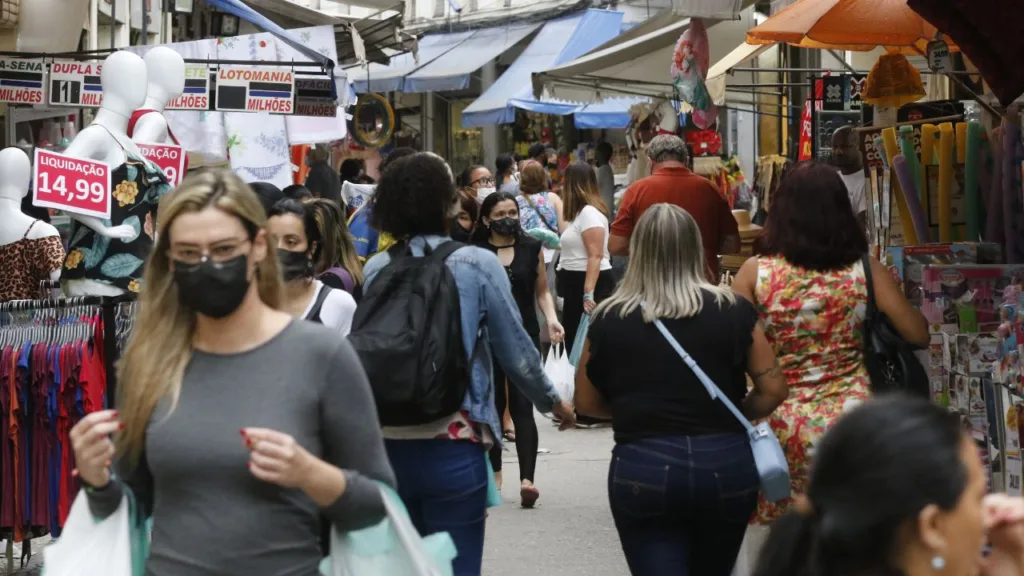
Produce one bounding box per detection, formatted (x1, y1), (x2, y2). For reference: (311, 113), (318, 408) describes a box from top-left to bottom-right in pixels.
(131, 47), (185, 145)
(0, 148), (63, 296)
(62, 51), (149, 296)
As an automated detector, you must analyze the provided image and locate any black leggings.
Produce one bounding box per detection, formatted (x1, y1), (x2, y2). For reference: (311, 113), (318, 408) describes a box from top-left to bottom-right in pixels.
(488, 341), (541, 482)
(558, 268), (616, 349)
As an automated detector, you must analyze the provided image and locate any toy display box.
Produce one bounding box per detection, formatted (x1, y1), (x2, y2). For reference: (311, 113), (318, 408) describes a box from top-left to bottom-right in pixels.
(886, 243), (1002, 306)
(920, 265), (1024, 334)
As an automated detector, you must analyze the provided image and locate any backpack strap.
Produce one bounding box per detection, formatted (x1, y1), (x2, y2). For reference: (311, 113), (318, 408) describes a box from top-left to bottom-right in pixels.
(426, 240), (464, 262)
(305, 285), (333, 324)
(321, 267), (355, 293)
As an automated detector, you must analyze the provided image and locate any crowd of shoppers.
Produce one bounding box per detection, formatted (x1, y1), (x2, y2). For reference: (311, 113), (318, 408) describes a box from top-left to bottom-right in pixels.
(66, 134), (1024, 576)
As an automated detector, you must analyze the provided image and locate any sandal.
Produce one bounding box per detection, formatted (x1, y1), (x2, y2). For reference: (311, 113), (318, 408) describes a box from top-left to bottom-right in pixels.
(503, 429), (516, 442)
(520, 484), (540, 509)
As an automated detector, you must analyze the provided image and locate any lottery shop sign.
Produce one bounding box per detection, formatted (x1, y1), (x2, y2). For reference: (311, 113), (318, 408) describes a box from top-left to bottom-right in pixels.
(136, 142), (185, 187)
(0, 58), (45, 105)
(167, 65), (211, 111)
(32, 149), (111, 219)
(49, 61), (104, 108)
(215, 67), (294, 114)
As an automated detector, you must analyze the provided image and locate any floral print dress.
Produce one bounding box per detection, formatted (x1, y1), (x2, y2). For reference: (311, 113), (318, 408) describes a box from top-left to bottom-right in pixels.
(751, 256), (872, 524)
(63, 152), (171, 293)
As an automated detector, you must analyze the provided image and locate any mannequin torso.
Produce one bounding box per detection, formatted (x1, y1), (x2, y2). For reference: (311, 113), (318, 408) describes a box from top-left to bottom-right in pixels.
(0, 148), (64, 301)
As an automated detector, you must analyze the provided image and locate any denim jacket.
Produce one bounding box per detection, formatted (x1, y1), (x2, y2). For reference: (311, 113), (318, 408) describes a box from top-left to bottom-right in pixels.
(362, 235), (560, 442)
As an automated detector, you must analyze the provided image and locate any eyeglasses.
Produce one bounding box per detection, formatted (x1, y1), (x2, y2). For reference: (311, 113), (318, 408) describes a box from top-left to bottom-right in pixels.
(472, 177), (496, 187)
(169, 238), (251, 266)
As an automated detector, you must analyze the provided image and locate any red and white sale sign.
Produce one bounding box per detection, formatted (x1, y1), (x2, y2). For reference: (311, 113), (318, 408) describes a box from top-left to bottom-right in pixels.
(136, 142), (185, 187)
(32, 149), (111, 219)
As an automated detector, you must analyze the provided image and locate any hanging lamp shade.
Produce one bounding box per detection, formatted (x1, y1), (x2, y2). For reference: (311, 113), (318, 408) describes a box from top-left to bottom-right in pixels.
(746, 0), (957, 54)
(861, 53), (926, 108)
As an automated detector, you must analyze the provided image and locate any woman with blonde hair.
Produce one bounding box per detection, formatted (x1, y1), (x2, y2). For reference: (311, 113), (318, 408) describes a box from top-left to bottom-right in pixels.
(308, 198), (364, 294)
(575, 204), (788, 576)
(556, 162), (613, 350)
(69, 170), (395, 574)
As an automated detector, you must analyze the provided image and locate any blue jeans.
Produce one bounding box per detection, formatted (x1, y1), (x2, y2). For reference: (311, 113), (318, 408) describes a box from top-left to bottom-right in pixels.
(385, 439), (488, 576)
(608, 434), (758, 576)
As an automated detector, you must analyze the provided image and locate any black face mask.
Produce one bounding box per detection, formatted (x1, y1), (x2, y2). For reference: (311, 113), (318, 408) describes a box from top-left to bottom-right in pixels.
(451, 219), (472, 243)
(173, 254), (252, 319)
(489, 217), (519, 237)
(277, 248), (313, 282)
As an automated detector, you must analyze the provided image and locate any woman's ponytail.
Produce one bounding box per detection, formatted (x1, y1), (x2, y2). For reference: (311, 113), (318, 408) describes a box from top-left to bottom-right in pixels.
(752, 511), (815, 576)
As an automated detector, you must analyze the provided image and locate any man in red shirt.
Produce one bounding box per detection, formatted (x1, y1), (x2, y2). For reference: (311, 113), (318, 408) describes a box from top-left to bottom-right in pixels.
(609, 135), (739, 281)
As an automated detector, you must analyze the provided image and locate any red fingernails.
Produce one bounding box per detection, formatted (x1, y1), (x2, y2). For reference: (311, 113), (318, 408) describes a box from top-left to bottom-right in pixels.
(247, 461), (253, 468)
(104, 460), (111, 468)
(71, 469), (79, 478)
(245, 438), (252, 447)
(111, 411), (119, 418)
(239, 429), (247, 436)
(118, 423), (125, 430)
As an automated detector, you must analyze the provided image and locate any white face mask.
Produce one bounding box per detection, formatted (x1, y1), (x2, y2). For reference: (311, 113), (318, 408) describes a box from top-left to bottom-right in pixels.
(475, 187), (496, 204)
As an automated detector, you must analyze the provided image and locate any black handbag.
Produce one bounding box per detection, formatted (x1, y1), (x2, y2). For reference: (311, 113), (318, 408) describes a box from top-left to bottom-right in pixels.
(861, 255), (931, 397)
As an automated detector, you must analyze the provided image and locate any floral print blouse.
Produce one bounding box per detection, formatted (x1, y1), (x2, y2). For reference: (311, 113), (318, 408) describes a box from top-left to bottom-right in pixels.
(63, 153), (171, 292)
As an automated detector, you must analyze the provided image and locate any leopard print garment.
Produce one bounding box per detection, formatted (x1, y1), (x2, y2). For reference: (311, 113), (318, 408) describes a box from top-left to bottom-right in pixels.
(0, 221), (66, 302)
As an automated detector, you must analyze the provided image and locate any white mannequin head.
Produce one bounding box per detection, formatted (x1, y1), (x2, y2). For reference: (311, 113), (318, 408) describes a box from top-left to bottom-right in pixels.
(143, 47), (186, 108)
(0, 147), (32, 203)
(100, 51), (148, 118)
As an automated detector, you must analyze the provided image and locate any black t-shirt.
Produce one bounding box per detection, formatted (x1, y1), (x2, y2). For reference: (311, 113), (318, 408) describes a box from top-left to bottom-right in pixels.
(586, 290), (758, 443)
(479, 236), (542, 340)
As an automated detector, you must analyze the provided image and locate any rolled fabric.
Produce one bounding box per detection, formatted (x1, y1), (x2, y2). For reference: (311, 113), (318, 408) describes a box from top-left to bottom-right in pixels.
(938, 124), (955, 242)
(921, 124), (939, 167)
(898, 125), (922, 198)
(964, 121), (982, 240)
(882, 127), (918, 245)
(893, 155), (931, 243)
(874, 137), (889, 169)
(956, 122), (968, 164)
(1002, 114), (1022, 263)
(986, 126), (1005, 244)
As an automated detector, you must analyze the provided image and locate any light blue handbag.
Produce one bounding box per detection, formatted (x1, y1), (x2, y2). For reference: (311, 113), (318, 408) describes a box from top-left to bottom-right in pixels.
(321, 483), (457, 576)
(568, 314), (591, 367)
(651, 317), (792, 503)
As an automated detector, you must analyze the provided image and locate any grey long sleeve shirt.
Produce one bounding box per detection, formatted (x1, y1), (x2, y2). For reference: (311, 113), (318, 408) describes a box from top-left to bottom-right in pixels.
(86, 320), (396, 576)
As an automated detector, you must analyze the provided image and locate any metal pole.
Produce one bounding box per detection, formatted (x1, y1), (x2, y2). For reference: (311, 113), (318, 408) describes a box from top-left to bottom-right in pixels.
(142, 0), (149, 44)
(110, 0), (117, 50)
(809, 73), (818, 161)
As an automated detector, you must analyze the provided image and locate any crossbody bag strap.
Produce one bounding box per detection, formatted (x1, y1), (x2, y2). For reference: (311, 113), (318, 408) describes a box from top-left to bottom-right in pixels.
(522, 194), (558, 234)
(650, 316), (755, 434)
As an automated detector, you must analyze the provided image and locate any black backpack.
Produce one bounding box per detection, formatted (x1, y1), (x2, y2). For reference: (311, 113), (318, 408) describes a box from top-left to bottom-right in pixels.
(348, 241), (470, 426)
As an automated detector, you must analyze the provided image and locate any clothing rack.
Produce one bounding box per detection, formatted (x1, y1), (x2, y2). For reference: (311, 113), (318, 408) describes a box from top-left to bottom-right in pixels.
(0, 289), (137, 573)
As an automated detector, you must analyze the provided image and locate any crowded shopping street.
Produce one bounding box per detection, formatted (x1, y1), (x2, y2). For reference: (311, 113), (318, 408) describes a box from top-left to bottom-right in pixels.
(2, 0), (1024, 575)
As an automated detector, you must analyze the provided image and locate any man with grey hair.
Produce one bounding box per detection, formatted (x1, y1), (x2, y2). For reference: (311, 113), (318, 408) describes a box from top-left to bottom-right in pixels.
(610, 134), (739, 281)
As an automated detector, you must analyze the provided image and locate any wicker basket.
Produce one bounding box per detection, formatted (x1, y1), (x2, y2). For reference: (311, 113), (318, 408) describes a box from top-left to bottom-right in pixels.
(0, 0), (18, 29)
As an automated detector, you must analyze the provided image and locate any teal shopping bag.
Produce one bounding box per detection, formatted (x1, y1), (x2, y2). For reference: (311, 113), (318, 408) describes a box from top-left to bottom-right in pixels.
(321, 483), (457, 576)
(568, 314), (591, 367)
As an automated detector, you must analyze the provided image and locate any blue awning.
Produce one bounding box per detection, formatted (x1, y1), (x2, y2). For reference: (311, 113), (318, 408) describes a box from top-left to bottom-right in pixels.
(205, 0), (334, 78)
(403, 23), (540, 93)
(573, 97), (649, 129)
(461, 9), (624, 127)
(352, 30), (475, 94)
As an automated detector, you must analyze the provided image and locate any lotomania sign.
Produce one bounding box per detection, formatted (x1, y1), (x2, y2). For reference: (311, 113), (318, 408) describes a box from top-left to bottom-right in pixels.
(215, 67), (294, 114)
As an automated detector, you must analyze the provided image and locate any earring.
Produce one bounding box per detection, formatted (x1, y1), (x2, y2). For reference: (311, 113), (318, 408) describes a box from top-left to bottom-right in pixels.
(931, 556), (945, 570)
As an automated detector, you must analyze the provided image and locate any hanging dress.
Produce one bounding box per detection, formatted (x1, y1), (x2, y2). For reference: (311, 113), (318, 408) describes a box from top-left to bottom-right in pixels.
(62, 139), (172, 293)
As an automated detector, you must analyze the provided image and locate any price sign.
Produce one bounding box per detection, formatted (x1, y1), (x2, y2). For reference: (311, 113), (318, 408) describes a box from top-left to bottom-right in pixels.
(167, 65), (211, 111)
(294, 77), (337, 118)
(927, 39), (953, 74)
(0, 58), (45, 105)
(136, 142), (186, 187)
(49, 61), (104, 108)
(215, 67), (294, 114)
(32, 149), (111, 219)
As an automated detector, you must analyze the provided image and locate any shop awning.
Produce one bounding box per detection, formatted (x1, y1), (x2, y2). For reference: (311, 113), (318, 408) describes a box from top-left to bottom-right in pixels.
(532, 1), (759, 104)
(351, 30), (476, 93)
(461, 9), (625, 127)
(403, 23), (540, 93)
(706, 42), (772, 105)
(205, 0), (335, 71)
(573, 97), (649, 129)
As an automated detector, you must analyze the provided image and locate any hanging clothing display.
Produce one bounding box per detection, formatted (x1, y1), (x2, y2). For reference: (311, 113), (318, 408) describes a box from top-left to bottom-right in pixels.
(0, 296), (135, 543)
(0, 222), (65, 303)
(753, 155), (791, 224)
(62, 149), (171, 293)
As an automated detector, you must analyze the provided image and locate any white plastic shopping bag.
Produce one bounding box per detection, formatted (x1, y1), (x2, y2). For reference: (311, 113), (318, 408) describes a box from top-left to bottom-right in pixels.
(323, 483), (456, 576)
(44, 489), (146, 576)
(544, 344), (574, 401)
